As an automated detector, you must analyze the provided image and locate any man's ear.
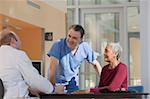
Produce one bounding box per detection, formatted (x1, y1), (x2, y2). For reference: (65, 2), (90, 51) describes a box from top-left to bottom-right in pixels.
(10, 38), (16, 43)
(10, 38), (16, 47)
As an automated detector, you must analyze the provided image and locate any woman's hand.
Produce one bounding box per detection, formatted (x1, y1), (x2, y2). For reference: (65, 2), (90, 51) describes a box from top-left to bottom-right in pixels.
(71, 89), (90, 94)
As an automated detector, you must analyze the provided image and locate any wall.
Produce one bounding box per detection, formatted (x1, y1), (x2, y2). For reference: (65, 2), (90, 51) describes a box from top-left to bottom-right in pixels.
(140, 0), (150, 94)
(0, 0), (66, 76)
(17, 25), (43, 60)
(0, 14), (44, 60)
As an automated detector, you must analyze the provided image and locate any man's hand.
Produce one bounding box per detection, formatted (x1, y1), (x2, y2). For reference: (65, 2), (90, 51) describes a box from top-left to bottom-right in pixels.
(54, 85), (65, 94)
(28, 86), (41, 97)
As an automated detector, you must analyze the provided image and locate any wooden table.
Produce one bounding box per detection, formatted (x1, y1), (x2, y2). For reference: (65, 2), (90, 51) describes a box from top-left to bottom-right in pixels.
(40, 92), (149, 99)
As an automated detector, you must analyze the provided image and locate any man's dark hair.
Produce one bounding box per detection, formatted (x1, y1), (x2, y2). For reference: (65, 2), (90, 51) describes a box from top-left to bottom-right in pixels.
(69, 24), (85, 39)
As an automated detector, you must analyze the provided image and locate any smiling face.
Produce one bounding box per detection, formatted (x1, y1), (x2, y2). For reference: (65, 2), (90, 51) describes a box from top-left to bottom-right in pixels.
(66, 29), (82, 50)
(104, 44), (116, 62)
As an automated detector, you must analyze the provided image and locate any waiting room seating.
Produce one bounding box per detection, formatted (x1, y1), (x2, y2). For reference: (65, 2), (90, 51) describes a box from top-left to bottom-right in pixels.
(0, 78), (4, 99)
(128, 85), (144, 92)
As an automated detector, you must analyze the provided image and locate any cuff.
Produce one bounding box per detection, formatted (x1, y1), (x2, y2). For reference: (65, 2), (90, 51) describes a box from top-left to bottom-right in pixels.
(52, 86), (55, 93)
(90, 88), (100, 94)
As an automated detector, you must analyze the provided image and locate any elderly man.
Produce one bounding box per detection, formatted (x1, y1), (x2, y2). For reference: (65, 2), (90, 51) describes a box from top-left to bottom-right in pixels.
(0, 30), (54, 99)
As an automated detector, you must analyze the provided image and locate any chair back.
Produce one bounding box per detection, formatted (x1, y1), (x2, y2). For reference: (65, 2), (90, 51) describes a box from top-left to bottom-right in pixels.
(128, 85), (144, 92)
(0, 78), (4, 98)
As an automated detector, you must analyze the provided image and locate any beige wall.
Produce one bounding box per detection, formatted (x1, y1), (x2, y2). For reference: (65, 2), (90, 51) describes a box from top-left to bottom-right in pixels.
(0, 0), (66, 76)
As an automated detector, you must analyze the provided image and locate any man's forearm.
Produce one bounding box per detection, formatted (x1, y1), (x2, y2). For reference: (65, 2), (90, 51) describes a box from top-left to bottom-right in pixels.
(92, 60), (102, 75)
(50, 73), (55, 85)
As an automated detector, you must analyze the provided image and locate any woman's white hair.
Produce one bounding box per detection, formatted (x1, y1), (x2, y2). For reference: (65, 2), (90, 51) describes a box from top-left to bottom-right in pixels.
(107, 42), (123, 60)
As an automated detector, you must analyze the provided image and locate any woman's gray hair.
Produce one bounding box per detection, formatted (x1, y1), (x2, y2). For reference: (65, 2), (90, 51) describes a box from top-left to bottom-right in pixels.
(107, 42), (123, 60)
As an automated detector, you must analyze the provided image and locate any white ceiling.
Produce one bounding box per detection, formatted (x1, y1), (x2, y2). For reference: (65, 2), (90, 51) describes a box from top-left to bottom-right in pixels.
(42, 0), (67, 12)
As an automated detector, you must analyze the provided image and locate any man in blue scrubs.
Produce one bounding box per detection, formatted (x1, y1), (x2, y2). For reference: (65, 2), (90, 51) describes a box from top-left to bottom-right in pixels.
(47, 24), (101, 93)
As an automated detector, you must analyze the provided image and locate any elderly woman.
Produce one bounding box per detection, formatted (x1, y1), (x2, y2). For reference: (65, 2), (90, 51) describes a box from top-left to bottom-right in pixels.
(73, 42), (128, 94)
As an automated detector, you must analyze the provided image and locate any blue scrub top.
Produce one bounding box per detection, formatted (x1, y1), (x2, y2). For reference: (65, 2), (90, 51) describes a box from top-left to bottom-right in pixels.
(47, 38), (97, 85)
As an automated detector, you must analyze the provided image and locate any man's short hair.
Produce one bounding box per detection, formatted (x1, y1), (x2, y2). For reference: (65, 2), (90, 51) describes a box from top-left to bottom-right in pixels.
(0, 30), (17, 46)
(69, 24), (85, 39)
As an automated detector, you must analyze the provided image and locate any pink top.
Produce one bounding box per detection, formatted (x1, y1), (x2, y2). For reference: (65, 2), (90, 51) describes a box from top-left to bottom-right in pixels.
(90, 62), (128, 93)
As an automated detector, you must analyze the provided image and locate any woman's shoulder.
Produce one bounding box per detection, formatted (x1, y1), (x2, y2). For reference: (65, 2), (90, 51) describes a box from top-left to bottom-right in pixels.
(119, 62), (127, 67)
(118, 62), (128, 70)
